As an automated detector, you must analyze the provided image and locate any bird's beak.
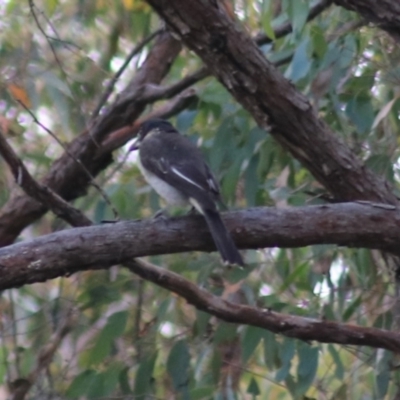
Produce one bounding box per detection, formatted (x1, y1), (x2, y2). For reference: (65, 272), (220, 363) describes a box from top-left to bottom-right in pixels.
(129, 137), (140, 151)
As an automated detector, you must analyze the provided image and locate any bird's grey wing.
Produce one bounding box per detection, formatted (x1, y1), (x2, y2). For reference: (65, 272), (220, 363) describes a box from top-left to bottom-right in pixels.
(142, 156), (220, 208)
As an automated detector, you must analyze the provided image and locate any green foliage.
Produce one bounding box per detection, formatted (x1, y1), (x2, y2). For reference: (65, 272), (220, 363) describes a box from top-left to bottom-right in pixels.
(167, 340), (191, 397)
(84, 311), (128, 366)
(0, 0), (399, 399)
(133, 352), (157, 396)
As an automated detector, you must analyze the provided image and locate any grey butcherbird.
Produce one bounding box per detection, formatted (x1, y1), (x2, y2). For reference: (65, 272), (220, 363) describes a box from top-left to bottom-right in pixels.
(129, 118), (244, 267)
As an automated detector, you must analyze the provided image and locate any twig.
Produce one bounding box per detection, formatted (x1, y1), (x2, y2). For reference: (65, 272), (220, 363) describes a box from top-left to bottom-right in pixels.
(17, 101), (119, 220)
(134, 279), (144, 361)
(99, 87), (198, 154)
(28, 0), (81, 118)
(0, 129), (92, 227)
(254, 0), (333, 45)
(140, 67), (209, 102)
(91, 29), (162, 119)
(0, 313), (11, 388)
(10, 309), (75, 400)
(7, 291), (20, 376)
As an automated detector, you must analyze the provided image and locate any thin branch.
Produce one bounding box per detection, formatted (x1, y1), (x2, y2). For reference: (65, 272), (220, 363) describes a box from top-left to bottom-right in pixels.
(134, 279), (144, 361)
(0, 128), (92, 227)
(17, 101), (119, 220)
(125, 258), (400, 352)
(91, 29), (162, 118)
(139, 67), (209, 102)
(7, 291), (20, 376)
(28, 0), (81, 118)
(99, 87), (198, 154)
(255, 0), (333, 45)
(29, 0), (64, 69)
(10, 309), (74, 400)
(33, 4), (82, 52)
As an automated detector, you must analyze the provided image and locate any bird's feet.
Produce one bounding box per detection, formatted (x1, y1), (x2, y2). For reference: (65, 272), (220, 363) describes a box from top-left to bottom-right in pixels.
(153, 209), (168, 220)
(101, 218), (120, 224)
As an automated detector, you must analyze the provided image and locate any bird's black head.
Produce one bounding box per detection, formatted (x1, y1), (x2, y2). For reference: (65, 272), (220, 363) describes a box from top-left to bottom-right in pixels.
(130, 118), (176, 151)
(139, 118), (176, 138)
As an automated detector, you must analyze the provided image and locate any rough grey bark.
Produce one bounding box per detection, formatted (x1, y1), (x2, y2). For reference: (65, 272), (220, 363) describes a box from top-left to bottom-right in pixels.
(0, 202), (399, 290)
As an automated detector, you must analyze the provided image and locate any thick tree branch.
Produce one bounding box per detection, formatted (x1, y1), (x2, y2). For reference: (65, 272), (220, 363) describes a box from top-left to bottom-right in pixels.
(333, 0), (400, 42)
(0, 202), (399, 289)
(145, 0), (397, 206)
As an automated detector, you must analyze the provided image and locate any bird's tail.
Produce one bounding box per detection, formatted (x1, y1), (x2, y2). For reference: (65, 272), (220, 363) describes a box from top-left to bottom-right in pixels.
(203, 209), (244, 267)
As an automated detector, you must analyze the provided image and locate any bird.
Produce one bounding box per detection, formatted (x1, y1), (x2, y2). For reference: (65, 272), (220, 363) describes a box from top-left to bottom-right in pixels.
(129, 118), (244, 267)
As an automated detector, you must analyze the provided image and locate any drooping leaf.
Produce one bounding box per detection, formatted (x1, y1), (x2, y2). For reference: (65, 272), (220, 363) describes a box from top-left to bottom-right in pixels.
(295, 343), (319, 397)
(287, 0), (309, 35)
(286, 36), (311, 82)
(85, 311), (128, 365)
(327, 344), (344, 380)
(345, 95), (375, 134)
(66, 370), (97, 399)
(241, 326), (264, 363)
(167, 340), (191, 391)
(133, 352), (157, 397)
(247, 377), (261, 397)
(275, 338), (295, 382)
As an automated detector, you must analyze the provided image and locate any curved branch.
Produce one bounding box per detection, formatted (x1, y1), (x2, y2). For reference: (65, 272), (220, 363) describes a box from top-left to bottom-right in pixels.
(0, 202), (399, 289)
(125, 258), (400, 353)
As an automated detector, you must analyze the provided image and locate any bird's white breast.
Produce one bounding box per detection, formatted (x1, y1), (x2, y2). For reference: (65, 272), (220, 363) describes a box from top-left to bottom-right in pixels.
(137, 158), (188, 206)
